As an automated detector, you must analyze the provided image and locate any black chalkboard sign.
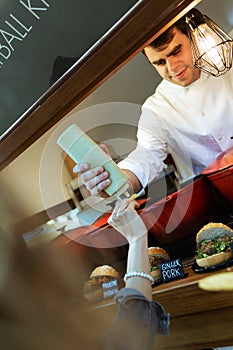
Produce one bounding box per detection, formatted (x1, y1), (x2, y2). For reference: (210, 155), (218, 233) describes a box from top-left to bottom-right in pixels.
(0, 0), (138, 137)
(160, 258), (185, 283)
(102, 278), (119, 299)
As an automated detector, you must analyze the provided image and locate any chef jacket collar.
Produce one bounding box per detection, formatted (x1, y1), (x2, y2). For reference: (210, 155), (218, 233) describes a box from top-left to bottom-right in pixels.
(162, 70), (210, 92)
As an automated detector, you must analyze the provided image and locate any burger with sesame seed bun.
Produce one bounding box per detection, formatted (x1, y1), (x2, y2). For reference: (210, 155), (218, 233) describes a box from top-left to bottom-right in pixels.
(83, 265), (120, 302)
(148, 247), (170, 283)
(196, 223), (233, 268)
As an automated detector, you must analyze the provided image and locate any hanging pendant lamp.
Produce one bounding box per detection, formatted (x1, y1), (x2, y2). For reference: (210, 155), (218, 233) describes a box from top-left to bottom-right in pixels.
(185, 9), (233, 77)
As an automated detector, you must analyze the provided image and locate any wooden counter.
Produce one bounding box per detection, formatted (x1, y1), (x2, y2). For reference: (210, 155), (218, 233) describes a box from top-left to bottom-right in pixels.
(87, 264), (233, 349)
(153, 265), (233, 349)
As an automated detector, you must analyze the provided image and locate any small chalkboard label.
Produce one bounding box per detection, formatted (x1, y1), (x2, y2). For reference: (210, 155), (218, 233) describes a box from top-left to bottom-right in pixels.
(102, 279), (118, 299)
(160, 258), (185, 283)
(230, 242), (233, 253)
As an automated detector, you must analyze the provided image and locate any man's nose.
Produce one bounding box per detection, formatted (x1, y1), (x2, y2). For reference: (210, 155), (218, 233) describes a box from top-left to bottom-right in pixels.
(166, 57), (178, 74)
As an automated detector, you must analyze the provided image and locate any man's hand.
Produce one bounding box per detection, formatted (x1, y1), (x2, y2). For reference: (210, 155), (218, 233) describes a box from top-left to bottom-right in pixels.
(73, 163), (111, 196)
(73, 143), (111, 197)
(73, 142), (141, 197)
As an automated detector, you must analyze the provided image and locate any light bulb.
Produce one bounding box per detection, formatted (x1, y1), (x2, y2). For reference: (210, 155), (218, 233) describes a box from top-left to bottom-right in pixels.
(186, 9), (233, 76)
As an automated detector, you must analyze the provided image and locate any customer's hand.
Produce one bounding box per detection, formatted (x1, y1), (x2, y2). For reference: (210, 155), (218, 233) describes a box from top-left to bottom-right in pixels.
(108, 198), (147, 243)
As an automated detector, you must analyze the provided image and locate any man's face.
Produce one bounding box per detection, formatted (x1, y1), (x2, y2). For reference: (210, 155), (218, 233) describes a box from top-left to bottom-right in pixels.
(144, 28), (201, 87)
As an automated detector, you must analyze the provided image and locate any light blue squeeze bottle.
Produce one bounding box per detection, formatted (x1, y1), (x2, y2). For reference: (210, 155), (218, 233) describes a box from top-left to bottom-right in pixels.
(57, 124), (129, 198)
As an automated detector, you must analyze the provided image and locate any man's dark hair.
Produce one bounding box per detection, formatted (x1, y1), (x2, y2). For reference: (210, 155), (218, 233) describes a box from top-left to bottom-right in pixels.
(143, 13), (188, 52)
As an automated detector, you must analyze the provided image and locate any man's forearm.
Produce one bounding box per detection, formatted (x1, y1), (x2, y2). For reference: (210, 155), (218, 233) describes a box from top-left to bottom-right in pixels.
(123, 169), (142, 193)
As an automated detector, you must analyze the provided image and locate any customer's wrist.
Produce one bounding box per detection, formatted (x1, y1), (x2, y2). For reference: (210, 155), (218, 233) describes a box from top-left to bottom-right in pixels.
(124, 271), (154, 284)
(128, 231), (147, 245)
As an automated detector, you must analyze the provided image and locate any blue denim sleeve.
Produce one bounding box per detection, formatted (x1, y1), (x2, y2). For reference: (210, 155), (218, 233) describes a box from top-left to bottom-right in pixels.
(102, 288), (170, 350)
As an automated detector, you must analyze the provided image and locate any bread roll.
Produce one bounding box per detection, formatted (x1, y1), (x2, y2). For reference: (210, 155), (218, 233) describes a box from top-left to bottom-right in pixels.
(198, 272), (233, 291)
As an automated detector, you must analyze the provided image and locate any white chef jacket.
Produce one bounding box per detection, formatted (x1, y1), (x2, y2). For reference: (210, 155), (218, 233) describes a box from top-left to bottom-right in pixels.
(118, 69), (233, 188)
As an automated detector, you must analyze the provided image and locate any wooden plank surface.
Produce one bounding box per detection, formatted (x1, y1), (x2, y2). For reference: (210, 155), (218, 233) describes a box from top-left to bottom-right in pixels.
(87, 264), (233, 349)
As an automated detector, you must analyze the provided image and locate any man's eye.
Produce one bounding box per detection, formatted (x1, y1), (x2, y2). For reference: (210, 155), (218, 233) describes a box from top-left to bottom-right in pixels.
(156, 60), (165, 66)
(173, 48), (181, 55)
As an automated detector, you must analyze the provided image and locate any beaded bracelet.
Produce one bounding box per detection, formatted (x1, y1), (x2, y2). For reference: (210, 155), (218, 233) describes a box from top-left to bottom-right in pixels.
(124, 271), (154, 284)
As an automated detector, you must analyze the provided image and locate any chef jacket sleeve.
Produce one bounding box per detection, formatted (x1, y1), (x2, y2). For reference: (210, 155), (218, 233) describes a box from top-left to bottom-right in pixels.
(118, 107), (167, 188)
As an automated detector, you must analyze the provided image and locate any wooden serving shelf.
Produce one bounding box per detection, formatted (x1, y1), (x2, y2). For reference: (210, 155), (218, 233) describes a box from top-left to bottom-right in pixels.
(87, 264), (233, 350)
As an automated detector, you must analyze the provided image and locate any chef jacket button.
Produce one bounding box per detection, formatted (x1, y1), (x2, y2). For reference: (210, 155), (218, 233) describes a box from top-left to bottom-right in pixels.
(218, 136), (222, 141)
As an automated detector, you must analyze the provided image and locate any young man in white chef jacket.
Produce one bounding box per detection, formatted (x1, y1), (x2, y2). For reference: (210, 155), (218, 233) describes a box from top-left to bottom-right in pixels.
(74, 12), (233, 198)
